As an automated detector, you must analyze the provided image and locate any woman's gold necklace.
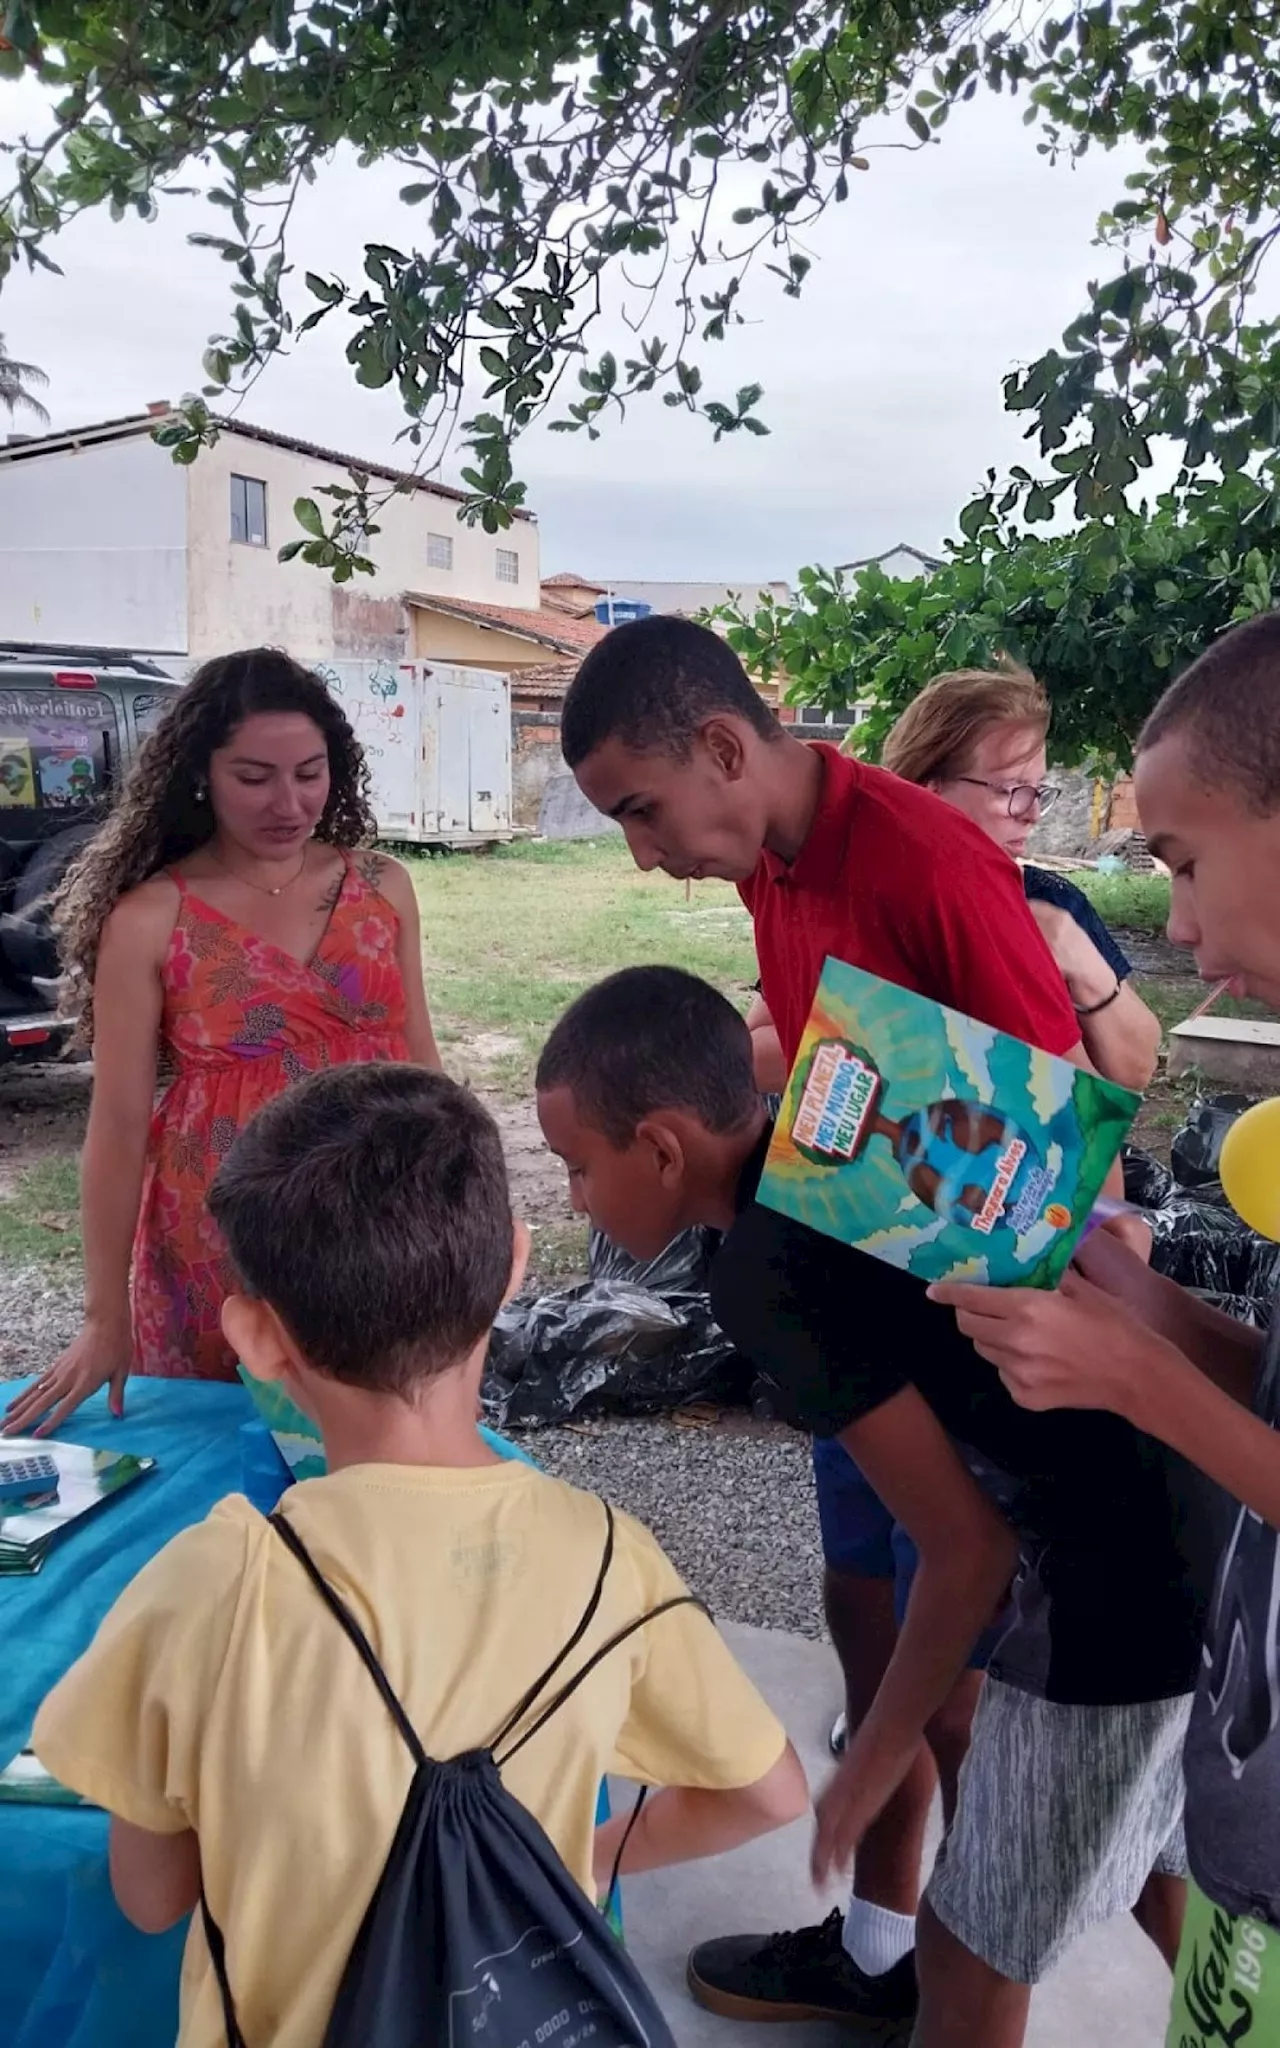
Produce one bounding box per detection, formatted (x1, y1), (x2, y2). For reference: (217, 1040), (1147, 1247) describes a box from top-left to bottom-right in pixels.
(209, 846), (310, 898)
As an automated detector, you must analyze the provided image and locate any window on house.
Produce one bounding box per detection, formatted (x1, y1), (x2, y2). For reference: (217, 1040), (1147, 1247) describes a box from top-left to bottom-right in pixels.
(799, 703), (872, 727)
(427, 531), (454, 571)
(495, 547), (520, 586)
(230, 474), (268, 547)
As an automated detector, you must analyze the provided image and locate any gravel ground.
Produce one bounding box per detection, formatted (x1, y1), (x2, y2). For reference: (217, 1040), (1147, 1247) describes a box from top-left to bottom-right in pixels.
(0, 1263), (81, 1381)
(527, 1417), (827, 1639)
(0, 1273), (828, 1639)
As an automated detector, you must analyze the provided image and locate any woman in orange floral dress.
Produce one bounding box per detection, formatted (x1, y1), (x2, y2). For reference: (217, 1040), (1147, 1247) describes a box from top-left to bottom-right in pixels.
(5, 649), (441, 1437)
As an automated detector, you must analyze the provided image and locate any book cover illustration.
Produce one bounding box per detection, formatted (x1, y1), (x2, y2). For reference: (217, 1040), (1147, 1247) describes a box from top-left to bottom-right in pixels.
(759, 958), (1139, 1289)
(236, 1368), (537, 1476)
(0, 1750), (88, 1806)
(0, 1440), (156, 1573)
(236, 1369), (327, 1481)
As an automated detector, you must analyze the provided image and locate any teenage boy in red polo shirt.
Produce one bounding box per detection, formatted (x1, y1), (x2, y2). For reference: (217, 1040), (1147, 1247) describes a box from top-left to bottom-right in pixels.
(560, 619), (1184, 2048)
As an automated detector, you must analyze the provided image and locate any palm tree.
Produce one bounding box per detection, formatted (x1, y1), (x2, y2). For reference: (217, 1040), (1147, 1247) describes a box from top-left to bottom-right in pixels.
(0, 337), (49, 426)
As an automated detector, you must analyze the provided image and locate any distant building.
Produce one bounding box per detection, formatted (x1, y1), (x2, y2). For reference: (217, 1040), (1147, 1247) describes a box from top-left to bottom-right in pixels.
(592, 578), (792, 620)
(402, 592), (605, 673)
(0, 408), (541, 667)
(540, 571), (609, 615)
(836, 543), (942, 582)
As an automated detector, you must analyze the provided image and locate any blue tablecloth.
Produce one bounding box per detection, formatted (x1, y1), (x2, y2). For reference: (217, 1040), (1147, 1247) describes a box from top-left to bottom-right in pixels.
(0, 1376), (564, 2048)
(1, 1379), (254, 2048)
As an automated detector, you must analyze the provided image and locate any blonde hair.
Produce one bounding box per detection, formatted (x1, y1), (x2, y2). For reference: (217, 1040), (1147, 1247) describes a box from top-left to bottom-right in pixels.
(880, 664), (1049, 787)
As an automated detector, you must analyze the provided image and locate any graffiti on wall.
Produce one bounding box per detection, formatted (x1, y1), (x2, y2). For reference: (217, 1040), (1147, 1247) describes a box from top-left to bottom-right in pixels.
(316, 660), (408, 761)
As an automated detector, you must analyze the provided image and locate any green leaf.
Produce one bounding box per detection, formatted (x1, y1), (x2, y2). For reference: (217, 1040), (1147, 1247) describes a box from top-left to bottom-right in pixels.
(959, 495), (994, 542)
(293, 497), (326, 538)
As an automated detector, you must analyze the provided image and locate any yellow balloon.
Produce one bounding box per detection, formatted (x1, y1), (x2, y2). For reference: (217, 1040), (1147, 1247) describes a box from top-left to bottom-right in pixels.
(1219, 1097), (1280, 1242)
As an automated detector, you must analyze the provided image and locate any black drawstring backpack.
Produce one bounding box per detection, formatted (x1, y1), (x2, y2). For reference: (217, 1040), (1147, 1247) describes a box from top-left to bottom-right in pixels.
(201, 1501), (701, 2048)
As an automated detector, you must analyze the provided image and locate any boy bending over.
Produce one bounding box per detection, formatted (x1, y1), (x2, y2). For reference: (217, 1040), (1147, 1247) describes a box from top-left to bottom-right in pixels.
(34, 1063), (806, 2048)
(538, 967), (1217, 2048)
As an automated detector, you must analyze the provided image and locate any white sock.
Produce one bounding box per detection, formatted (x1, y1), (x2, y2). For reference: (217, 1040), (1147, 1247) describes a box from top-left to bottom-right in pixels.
(842, 1895), (916, 1977)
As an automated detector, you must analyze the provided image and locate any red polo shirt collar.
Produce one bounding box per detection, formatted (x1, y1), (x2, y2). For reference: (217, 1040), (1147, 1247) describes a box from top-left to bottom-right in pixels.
(757, 743), (858, 888)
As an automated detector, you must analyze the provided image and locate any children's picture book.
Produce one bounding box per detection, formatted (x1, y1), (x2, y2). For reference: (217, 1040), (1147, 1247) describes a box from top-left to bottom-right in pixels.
(0, 1440), (156, 1574)
(237, 1368), (327, 1481)
(236, 1368), (538, 1477)
(758, 957), (1139, 1290)
(0, 1749), (88, 1806)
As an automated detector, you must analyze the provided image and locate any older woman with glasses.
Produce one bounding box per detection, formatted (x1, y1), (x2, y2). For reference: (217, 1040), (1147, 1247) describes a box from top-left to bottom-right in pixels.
(877, 663), (1161, 1092)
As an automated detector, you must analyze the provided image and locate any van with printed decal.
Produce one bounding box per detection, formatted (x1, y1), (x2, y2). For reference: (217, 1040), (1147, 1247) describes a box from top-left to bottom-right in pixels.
(0, 643), (182, 1064)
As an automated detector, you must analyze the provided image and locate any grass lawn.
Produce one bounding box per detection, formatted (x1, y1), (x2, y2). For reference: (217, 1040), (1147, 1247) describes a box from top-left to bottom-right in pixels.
(1071, 870), (1170, 933)
(414, 836), (758, 1097)
(0, 1156), (82, 1266)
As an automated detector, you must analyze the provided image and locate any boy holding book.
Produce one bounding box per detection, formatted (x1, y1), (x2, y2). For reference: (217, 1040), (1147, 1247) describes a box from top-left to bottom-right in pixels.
(929, 612), (1280, 2041)
(32, 1062), (806, 2048)
(537, 965), (1213, 2048)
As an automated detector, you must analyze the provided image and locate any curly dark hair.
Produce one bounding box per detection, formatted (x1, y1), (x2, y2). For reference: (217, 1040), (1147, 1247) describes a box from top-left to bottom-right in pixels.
(58, 648), (377, 1043)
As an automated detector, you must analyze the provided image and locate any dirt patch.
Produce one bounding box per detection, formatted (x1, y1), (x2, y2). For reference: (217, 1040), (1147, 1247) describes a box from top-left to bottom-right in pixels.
(492, 1093), (573, 1226)
(462, 1031), (523, 1062)
(0, 1061), (93, 1196)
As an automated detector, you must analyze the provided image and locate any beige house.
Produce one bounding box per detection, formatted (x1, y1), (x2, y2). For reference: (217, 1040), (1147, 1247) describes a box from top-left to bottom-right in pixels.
(0, 408), (541, 666)
(406, 592), (606, 673)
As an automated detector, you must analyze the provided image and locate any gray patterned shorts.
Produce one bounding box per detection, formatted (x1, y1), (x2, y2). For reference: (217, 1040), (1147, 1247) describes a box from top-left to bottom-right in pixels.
(926, 1677), (1191, 1983)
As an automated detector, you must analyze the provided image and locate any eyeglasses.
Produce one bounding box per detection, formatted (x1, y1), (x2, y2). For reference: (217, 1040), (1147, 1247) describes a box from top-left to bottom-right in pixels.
(952, 777), (1061, 822)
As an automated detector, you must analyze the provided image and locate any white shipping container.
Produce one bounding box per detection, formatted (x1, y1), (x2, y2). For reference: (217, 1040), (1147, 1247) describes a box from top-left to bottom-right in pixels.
(314, 659), (512, 845)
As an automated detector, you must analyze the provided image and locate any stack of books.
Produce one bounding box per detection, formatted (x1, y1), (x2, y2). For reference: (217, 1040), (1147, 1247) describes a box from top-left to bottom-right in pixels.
(0, 1440), (156, 1576)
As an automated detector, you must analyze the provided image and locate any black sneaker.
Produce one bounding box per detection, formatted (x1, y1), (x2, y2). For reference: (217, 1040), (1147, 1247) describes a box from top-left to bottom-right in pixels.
(686, 1906), (918, 2027)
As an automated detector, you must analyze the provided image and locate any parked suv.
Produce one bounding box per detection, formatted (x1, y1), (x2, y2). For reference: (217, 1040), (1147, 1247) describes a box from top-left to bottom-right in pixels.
(0, 644), (182, 1065)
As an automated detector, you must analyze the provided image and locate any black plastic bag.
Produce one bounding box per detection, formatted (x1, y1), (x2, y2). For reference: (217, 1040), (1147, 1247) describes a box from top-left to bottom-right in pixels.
(483, 1226), (746, 1429)
(1170, 1093), (1256, 1195)
(483, 1283), (742, 1428)
(1122, 1145), (1174, 1212)
(1145, 1196), (1280, 1303)
(1124, 1115), (1279, 1328)
(587, 1224), (720, 1290)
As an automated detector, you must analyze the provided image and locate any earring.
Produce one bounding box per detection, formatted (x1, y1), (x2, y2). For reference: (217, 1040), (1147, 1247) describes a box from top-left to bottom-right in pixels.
(193, 782), (207, 803)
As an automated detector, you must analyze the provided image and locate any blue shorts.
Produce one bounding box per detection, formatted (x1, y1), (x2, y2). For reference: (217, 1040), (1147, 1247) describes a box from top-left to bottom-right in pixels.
(811, 1434), (1003, 1669)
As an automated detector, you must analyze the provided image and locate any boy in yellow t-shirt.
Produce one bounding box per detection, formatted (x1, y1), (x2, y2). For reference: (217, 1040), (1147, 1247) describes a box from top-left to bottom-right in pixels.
(34, 1063), (805, 2048)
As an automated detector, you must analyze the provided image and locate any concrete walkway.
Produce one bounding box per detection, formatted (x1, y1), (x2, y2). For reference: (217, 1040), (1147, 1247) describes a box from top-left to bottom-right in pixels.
(617, 1623), (1172, 2046)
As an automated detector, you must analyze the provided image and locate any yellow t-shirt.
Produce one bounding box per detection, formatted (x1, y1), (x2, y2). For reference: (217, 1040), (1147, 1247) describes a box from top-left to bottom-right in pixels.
(34, 1460), (786, 2048)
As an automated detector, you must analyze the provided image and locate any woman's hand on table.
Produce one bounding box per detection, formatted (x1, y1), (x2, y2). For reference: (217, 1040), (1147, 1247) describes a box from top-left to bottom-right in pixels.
(3, 1316), (131, 1437)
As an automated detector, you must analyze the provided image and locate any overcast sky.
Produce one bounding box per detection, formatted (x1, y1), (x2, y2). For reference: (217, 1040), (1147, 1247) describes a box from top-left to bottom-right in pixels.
(1, 77), (1145, 583)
